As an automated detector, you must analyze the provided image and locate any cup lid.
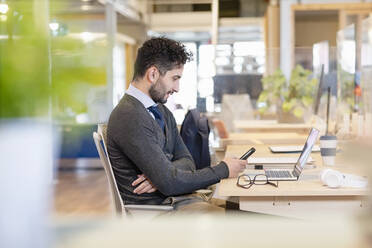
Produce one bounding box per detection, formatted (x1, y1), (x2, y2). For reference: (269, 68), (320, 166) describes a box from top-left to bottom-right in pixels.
(320, 135), (337, 140)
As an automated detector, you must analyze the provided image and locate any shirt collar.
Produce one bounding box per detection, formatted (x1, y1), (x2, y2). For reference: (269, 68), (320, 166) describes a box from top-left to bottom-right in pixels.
(126, 84), (156, 109)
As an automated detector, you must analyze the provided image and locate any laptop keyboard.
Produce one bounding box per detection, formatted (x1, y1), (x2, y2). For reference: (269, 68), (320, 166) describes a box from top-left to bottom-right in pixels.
(265, 170), (292, 178)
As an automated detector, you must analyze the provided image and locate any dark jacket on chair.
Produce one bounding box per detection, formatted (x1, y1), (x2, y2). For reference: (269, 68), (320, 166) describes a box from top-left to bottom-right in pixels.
(180, 109), (211, 170)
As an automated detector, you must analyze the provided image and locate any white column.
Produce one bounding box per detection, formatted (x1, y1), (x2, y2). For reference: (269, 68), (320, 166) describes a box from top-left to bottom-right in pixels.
(105, 2), (117, 113)
(280, 0), (296, 80)
(211, 0), (219, 46)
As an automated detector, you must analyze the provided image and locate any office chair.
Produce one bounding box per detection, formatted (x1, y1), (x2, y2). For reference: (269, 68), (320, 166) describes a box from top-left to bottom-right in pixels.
(93, 124), (173, 218)
(221, 94), (254, 132)
(211, 119), (229, 139)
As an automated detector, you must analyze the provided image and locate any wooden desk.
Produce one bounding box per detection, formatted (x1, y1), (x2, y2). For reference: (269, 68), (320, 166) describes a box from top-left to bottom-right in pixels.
(219, 132), (309, 148)
(218, 144), (369, 219)
(234, 120), (312, 134)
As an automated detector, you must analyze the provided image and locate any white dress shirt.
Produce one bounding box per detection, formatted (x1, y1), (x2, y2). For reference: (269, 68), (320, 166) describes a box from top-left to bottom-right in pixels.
(125, 84), (157, 120)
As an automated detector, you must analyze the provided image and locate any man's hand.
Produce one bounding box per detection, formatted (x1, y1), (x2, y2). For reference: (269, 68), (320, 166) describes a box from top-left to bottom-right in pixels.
(132, 174), (157, 194)
(223, 157), (247, 178)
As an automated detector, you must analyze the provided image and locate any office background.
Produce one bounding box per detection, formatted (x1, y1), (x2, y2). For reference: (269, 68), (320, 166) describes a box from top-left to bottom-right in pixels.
(0, 1), (372, 247)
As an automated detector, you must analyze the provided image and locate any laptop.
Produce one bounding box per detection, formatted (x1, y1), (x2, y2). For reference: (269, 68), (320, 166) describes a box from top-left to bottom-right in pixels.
(252, 128), (320, 181)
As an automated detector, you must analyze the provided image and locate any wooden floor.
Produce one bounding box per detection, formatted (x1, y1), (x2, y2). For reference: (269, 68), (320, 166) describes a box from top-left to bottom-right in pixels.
(53, 159), (232, 217)
(53, 159), (112, 216)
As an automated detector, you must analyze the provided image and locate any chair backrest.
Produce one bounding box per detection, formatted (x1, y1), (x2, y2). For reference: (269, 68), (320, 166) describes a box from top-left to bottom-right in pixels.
(221, 94), (254, 131)
(93, 124), (125, 216)
(212, 119), (229, 139)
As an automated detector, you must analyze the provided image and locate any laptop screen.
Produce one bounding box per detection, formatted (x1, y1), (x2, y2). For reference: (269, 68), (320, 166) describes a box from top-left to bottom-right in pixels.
(293, 128), (319, 177)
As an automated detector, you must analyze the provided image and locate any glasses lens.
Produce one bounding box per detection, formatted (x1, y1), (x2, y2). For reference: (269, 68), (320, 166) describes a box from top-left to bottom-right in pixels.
(253, 174), (268, 185)
(238, 175), (251, 187)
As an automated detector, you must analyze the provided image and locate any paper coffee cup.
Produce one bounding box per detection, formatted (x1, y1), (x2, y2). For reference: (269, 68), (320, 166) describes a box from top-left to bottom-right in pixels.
(320, 135), (337, 166)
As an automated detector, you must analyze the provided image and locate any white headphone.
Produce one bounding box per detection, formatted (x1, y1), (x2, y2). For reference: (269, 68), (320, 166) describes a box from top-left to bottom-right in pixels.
(320, 169), (368, 188)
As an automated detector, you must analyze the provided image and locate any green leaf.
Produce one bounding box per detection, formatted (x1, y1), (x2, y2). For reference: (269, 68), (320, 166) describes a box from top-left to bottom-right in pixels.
(301, 96), (313, 107)
(258, 106), (268, 114)
(282, 101), (292, 112)
(293, 106), (304, 118)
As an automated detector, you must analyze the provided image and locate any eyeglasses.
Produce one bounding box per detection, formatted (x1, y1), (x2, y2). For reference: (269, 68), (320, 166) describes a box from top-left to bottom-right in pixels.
(236, 174), (279, 189)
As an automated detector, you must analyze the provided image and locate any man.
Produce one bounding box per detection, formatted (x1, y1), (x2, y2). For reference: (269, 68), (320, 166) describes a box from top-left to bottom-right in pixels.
(107, 37), (246, 211)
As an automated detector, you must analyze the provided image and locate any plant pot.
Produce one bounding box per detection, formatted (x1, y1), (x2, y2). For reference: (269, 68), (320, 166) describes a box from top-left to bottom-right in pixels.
(277, 110), (305, 123)
(276, 101), (313, 124)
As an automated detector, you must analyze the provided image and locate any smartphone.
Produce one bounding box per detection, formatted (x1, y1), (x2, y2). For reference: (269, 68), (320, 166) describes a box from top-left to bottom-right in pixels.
(240, 147), (256, 160)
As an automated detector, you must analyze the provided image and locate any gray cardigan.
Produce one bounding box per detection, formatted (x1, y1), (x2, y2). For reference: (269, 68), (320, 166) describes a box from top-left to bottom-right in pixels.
(107, 94), (229, 205)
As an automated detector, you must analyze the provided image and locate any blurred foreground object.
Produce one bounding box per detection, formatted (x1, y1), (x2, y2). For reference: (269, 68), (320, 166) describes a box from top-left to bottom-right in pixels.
(339, 140), (372, 246)
(0, 121), (54, 248)
(54, 215), (363, 248)
(0, 1), (57, 247)
(0, 0), (50, 118)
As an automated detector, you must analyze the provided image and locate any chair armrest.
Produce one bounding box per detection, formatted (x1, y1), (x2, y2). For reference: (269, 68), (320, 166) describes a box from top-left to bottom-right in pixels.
(124, 204), (174, 211)
(212, 146), (226, 152)
(194, 189), (212, 194)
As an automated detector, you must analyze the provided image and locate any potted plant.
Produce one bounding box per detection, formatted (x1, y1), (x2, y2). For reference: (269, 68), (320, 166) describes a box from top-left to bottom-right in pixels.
(256, 69), (287, 117)
(257, 65), (318, 123)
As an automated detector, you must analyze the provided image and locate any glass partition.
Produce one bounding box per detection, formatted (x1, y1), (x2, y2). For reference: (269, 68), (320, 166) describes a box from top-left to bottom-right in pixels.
(210, 45), (338, 125)
(50, 1), (110, 124)
(337, 16), (372, 136)
(361, 16), (372, 135)
(337, 23), (356, 115)
(361, 17), (372, 117)
(51, 32), (108, 124)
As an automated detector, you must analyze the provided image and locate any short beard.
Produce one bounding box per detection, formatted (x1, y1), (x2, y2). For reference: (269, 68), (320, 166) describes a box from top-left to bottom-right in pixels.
(149, 79), (167, 104)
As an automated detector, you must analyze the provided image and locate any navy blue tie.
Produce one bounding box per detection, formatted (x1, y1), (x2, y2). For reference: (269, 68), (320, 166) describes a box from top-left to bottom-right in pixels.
(147, 105), (165, 132)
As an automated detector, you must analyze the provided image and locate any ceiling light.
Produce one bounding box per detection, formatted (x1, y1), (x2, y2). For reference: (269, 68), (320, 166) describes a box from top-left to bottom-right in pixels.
(81, 32), (95, 43)
(81, 5), (91, 11)
(0, 3), (8, 14)
(49, 22), (59, 31)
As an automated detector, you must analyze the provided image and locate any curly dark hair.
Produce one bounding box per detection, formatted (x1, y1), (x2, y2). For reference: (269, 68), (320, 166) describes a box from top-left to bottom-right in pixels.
(132, 37), (193, 81)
